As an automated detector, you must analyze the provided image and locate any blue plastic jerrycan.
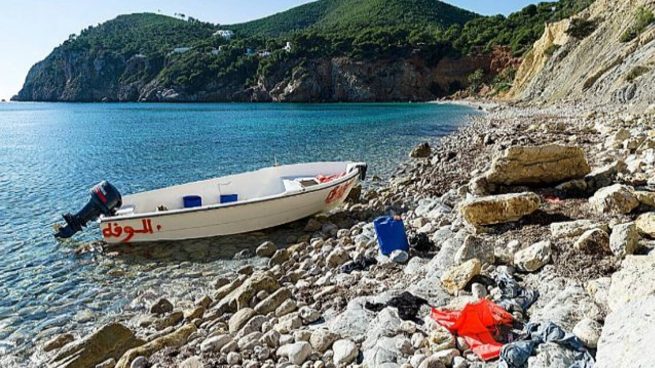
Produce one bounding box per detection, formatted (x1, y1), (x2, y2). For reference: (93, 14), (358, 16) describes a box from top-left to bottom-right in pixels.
(373, 216), (410, 255)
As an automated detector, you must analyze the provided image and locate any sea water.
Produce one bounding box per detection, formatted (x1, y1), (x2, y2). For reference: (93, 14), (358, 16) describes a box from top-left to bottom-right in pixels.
(0, 102), (477, 364)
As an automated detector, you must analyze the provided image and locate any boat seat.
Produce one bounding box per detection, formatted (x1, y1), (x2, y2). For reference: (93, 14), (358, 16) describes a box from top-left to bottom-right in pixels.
(282, 177), (320, 192)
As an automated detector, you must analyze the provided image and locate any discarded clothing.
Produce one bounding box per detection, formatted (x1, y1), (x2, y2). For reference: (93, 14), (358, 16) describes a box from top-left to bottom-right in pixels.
(498, 321), (594, 368)
(340, 256), (377, 274)
(431, 299), (514, 361)
(365, 291), (428, 323)
(494, 271), (539, 315)
(409, 233), (436, 252)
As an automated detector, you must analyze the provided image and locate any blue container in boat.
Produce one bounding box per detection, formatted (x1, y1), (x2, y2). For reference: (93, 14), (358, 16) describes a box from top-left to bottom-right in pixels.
(373, 216), (410, 255)
(183, 195), (202, 208)
(220, 194), (238, 204)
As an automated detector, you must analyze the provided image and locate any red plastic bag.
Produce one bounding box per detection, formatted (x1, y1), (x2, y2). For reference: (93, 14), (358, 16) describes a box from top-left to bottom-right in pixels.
(431, 299), (513, 361)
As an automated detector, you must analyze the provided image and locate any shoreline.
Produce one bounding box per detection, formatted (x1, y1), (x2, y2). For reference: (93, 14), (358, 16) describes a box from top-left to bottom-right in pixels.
(25, 101), (655, 368)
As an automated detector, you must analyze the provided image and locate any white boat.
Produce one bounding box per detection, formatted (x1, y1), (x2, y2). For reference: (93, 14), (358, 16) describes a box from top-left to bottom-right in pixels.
(97, 161), (366, 243)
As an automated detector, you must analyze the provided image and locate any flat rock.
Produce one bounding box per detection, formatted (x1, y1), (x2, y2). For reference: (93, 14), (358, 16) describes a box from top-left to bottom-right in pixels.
(114, 323), (196, 368)
(254, 287), (291, 315)
(608, 255), (655, 311)
(484, 144), (590, 185)
(277, 341), (312, 365)
(459, 192), (541, 226)
(200, 334), (232, 353)
(50, 323), (143, 368)
(454, 235), (494, 265)
(229, 308), (257, 334)
(550, 220), (609, 238)
(596, 296), (655, 368)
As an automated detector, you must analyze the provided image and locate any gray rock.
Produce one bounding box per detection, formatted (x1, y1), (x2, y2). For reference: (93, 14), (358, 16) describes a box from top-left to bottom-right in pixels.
(454, 235), (495, 265)
(332, 339), (358, 365)
(596, 296), (655, 368)
(514, 241), (551, 272)
(269, 249), (290, 266)
(310, 329), (339, 353)
(572, 318), (602, 349)
(277, 341), (312, 365)
(326, 247), (350, 268)
(226, 352), (241, 365)
(236, 315), (268, 338)
(179, 356), (203, 368)
(362, 308), (404, 367)
(299, 306), (321, 324)
(527, 342), (579, 368)
(417, 355), (446, 368)
(200, 334), (232, 353)
(260, 329), (281, 348)
(410, 142), (431, 158)
(608, 255), (655, 311)
(609, 222), (639, 258)
(237, 332), (263, 351)
(254, 287), (292, 315)
(275, 299), (297, 317)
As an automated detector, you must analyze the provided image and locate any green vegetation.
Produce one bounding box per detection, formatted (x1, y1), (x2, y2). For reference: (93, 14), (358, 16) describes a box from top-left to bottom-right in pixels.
(566, 17), (598, 39)
(626, 65), (650, 82)
(48, 0), (596, 95)
(620, 7), (655, 43)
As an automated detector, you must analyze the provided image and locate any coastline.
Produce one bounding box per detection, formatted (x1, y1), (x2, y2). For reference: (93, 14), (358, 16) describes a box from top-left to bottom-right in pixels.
(28, 101), (655, 368)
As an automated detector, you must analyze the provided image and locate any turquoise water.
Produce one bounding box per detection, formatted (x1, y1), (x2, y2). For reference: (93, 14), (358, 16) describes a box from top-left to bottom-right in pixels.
(0, 102), (476, 365)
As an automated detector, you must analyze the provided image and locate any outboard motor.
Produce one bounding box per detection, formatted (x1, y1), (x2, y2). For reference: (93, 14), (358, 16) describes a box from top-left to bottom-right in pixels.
(54, 181), (122, 239)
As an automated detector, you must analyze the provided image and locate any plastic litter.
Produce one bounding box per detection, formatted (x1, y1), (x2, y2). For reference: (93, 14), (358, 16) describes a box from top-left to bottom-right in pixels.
(365, 292), (428, 323)
(431, 299), (514, 361)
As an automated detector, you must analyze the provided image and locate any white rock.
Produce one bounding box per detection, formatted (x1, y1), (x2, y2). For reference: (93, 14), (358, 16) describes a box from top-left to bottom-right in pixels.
(572, 318), (602, 348)
(608, 255), (655, 311)
(514, 241), (551, 272)
(589, 184), (639, 214)
(609, 222), (639, 258)
(332, 339), (358, 365)
(200, 334), (232, 353)
(277, 341), (313, 365)
(390, 250), (409, 264)
(310, 329), (339, 353)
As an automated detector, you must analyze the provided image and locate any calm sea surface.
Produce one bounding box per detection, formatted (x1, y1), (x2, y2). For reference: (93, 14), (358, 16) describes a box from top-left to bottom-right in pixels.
(0, 102), (476, 365)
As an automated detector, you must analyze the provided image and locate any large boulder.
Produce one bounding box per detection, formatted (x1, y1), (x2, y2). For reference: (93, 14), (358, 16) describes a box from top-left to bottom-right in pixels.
(607, 256), (655, 311)
(596, 296), (655, 368)
(115, 324), (196, 368)
(589, 184), (639, 214)
(49, 323), (143, 368)
(459, 192), (541, 226)
(410, 142), (432, 158)
(440, 258), (481, 294)
(484, 144), (590, 185)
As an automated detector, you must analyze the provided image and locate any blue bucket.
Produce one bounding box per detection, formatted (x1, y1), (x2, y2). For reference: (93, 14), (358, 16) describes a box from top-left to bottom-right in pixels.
(373, 216), (409, 255)
(183, 195), (202, 208)
(220, 194), (238, 204)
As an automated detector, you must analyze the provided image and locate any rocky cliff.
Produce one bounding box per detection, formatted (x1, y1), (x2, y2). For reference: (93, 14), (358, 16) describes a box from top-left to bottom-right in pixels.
(509, 0), (655, 108)
(14, 50), (511, 103)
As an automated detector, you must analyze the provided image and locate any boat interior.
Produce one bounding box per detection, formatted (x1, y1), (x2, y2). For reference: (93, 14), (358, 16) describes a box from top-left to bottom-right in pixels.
(112, 162), (360, 217)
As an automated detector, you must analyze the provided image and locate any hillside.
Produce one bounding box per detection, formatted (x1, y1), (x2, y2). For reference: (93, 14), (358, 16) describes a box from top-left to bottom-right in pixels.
(509, 0), (655, 108)
(13, 0), (595, 103)
(229, 0), (478, 37)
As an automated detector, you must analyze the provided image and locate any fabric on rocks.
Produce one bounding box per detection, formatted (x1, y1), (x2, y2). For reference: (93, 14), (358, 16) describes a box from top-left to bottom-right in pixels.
(410, 233), (436, 252)
(431, 299), (514, 361)
(494, 271), (539, 315)
(364, 292), (428, 323)
(340, 257), (377, 274)
(498, 321), (594, 368)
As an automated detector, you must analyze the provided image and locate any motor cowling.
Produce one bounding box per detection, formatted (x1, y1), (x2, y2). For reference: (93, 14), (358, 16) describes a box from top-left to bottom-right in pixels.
(55, 181), (122, 239)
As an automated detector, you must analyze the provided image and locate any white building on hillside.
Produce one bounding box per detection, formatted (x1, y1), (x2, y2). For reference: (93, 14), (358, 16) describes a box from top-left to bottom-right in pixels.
(171, 47), (191, 54)
(283, 42), (292, 52)
(214, 30), (235, 40)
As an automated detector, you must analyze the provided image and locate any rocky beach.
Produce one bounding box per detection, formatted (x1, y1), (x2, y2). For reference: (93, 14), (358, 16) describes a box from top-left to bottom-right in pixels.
(36, 99), (655, 368)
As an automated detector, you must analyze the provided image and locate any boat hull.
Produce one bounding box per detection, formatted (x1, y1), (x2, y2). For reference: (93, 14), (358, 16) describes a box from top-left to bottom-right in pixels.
(99, 166), (361, 243)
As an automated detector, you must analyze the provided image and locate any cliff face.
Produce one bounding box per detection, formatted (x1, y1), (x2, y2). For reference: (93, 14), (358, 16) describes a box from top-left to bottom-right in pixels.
(14, 50), (509, 103)
(509, 0), (655, 107)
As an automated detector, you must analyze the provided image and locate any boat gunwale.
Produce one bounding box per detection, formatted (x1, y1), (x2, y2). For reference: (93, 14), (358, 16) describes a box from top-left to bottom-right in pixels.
(99, 167), (360, 222)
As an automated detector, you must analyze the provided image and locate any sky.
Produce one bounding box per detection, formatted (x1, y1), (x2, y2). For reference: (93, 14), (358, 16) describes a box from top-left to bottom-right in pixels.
(0, 0), (539, 100)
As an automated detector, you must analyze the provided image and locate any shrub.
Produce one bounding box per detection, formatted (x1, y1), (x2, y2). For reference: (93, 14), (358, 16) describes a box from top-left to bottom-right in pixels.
(566, 18), (597, 39)
(544, 44), (561, 56)
(467, 68), (485, 92)
(620, 7), (655, 42)
(626, 65), (650, 82)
